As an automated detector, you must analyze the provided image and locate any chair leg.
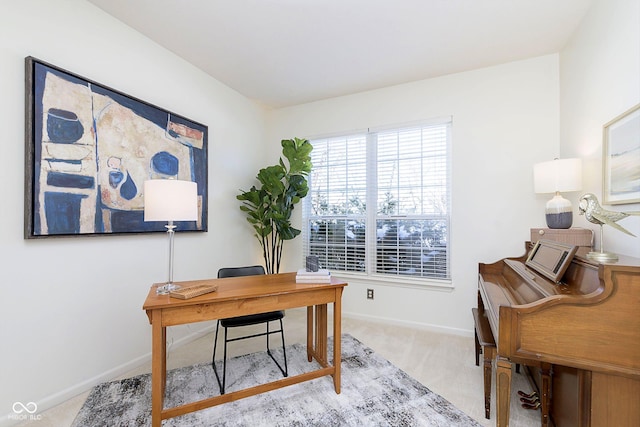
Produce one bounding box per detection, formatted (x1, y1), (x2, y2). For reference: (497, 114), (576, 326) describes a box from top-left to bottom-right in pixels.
(222, 327), (228, 394)
(213, 319), (289, 395)
(279, 318), (288, 376)
(211, 320), (226, 395)
(265, 320), (288, 377)
(266, 321), (271, 353)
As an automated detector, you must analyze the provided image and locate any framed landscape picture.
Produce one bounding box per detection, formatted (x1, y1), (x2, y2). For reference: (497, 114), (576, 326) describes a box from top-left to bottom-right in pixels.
(602, 104), (640, 205)
(25, 56), (208, 238)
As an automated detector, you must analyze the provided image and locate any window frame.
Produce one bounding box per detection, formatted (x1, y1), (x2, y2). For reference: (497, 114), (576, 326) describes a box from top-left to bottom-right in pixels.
(302, 118), (452, 287)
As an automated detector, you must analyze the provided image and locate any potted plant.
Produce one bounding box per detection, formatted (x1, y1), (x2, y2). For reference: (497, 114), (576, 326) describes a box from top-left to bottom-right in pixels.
(237, 138), (312, 274)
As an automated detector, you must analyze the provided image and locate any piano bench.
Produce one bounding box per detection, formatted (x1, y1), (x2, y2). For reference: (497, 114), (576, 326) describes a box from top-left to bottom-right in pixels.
(472, 308), (496, 419)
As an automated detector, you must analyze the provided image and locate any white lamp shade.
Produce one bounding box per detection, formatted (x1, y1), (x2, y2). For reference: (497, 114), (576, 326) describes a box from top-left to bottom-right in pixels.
(143, 179), (198, 221)
(533, 158), (582, 193)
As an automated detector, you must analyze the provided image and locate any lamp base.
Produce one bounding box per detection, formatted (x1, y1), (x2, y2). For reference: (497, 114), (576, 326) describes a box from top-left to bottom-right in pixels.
(586, 251), (618, 263)
(545, 193), (573, 229)
(156, 282), (182, 295)
(545, 212), (573, 229)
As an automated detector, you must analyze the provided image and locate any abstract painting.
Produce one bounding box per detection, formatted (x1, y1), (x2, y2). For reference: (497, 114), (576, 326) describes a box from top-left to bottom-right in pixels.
(25, 57), (208, 238)
(603, 104), (640, 205)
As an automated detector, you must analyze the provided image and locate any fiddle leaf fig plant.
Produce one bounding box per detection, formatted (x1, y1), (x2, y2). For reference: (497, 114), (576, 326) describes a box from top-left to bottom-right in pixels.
(237, 138), (312, 274)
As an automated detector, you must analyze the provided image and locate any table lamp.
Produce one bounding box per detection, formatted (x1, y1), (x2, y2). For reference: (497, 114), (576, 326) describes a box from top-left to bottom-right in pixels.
(144, 179), (198, 294)
(533, 158), (582, 229)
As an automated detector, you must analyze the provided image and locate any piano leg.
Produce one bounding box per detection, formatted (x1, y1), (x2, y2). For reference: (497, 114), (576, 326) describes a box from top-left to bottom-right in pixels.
(475, 329), (481, 366)
(539, 363), (552, 427)
(496, 357), (512, 427)
(483, 346), (496, 419)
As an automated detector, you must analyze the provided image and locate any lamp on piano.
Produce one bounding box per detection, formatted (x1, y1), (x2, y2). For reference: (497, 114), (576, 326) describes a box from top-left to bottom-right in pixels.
(144, 179), (199, 295)
(534, 158), (582, 229)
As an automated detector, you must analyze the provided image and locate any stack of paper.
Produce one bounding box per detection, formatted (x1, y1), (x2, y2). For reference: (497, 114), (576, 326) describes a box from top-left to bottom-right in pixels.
(296, 268), (331, 283)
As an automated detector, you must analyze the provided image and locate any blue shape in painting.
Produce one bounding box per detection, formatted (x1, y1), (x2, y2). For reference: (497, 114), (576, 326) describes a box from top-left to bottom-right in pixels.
(120, 172), (137, 200)
(151, 151), (179, 176)
(47, 172), (95, 189)
(109, 171), (124, 188)
(111, 210), (149, 233)
(44, 192), (86, 234)
(47, 108), (84, 143)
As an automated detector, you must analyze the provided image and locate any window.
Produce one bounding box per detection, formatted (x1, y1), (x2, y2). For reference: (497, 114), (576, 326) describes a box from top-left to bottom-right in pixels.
(303, 119), (451, 282)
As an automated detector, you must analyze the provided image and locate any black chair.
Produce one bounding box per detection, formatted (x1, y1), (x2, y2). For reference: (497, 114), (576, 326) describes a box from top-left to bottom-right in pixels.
(212, 265), (288, 394)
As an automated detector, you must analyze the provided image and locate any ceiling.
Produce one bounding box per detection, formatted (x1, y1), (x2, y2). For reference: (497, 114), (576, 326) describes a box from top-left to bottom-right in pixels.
(87, 0), (593, 109)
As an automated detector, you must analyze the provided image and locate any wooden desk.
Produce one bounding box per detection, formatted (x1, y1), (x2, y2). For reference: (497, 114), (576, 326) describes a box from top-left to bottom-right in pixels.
(142, 272), (347, 427)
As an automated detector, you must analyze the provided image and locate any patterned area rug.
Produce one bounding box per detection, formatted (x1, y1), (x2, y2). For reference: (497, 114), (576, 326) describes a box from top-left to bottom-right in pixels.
(72, 334), (481, 426)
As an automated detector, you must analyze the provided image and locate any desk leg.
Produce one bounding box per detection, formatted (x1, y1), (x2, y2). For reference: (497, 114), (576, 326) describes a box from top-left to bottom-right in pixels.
(333, 288), (342, 394)
(307, 306), (313, 362)
(315, 304), (327, 363)
(151, 311), (166, 427)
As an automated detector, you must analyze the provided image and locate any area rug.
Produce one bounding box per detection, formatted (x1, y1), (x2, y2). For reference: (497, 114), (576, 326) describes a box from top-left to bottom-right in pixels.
(72, 334), (481, 426)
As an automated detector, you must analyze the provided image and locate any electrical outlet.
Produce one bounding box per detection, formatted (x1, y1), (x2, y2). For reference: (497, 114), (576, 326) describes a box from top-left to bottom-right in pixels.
(367, 289), (374, 300)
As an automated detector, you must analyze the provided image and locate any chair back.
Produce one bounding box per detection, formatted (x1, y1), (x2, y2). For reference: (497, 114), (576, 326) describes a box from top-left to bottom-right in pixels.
(217, 265), (265, 278)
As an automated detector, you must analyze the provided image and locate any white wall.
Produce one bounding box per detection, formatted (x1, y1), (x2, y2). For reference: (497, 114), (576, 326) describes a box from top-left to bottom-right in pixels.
(3, 0), (636, 423)
(0, 0), (267, 424)
(267, 55), (561, 335)
(560, 0), (640, 257)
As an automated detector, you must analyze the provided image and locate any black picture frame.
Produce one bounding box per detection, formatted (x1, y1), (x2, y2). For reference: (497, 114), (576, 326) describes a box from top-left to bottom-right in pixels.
(25, 57), (208, 238)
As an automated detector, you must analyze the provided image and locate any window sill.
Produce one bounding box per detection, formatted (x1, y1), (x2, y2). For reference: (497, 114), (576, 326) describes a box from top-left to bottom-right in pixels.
(330, 271), (454, 292)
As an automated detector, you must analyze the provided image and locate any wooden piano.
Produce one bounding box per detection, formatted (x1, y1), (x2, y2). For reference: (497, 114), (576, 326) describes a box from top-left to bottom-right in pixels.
(477, 241), (640, 427)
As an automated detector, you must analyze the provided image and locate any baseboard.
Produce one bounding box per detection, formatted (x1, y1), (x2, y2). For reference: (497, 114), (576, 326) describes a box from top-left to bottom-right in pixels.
(343, 310), (474, 338)
(0, 323), (217, 427)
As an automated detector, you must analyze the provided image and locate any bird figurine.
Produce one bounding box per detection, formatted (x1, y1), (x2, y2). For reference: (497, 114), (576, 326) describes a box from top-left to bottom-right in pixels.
(578, 193), (640, 237)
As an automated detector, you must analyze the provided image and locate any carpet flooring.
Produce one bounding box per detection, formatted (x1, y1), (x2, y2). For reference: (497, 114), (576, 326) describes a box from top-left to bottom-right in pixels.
(71, 334), (482, 426)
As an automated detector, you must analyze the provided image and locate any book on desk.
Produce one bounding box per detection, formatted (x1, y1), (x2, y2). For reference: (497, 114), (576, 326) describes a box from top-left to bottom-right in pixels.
(296, 268), (331, 283)
(169, 283), (218, 299)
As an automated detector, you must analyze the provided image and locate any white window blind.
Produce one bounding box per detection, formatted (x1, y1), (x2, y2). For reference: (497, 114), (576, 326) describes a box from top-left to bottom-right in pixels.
(305, 134), (368, 272)
(303, 119), (451, 282)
